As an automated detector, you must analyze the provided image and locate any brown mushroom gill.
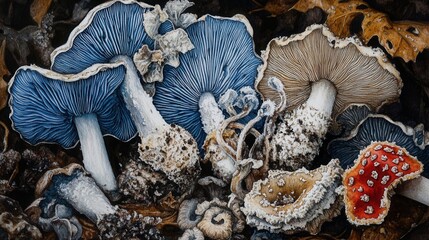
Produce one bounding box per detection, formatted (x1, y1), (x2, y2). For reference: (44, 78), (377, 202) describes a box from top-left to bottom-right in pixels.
(256, 25), (401, 120)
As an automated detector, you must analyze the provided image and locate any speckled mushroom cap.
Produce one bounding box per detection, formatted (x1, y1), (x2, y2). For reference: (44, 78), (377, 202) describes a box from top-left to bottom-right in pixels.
(255, 24), (402, 121)
(50, 0), (173, 74)
(328, 114), (429, 177)
(343, 142), (423, 225)
(153, 15), (262, 147)
(242, 159), (344, 234)
(9, 64), (135, 148)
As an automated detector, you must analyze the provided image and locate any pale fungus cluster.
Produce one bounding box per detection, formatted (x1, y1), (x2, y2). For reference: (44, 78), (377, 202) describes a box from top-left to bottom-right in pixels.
(2, 0), (429, 239)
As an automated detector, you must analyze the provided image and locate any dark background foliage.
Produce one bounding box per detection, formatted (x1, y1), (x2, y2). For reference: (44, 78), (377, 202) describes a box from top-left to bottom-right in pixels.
(1, 0), (429, 239)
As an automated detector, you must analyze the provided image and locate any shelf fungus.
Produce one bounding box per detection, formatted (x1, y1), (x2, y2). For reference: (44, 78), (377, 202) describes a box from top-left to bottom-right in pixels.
(154, 14), (262, 148)
(8, 63), (134, 199)
(35, 164), (163, 239)
(256, 24), (402, 170)
(0, 195), (42, 239)
(342, 142), (423, 225)
(242, 159), (344, 234)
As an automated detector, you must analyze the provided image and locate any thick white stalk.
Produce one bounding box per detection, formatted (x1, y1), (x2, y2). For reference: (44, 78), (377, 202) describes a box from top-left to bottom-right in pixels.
(199, 92), (225, 134)
(306, 79), (337, 116)
(74, 114), (117, 194)
(398, 176), (429, 206)
(114, 55), (167, 136)
(58, 171), (116, 223)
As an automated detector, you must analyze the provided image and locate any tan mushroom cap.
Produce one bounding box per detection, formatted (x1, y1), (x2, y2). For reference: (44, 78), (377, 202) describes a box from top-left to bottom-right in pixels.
(255, 24), (402, 120)
(242, 159), (343, 234)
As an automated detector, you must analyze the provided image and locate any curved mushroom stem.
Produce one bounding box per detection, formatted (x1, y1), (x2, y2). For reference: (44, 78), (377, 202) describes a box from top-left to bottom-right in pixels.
(397, 176), (429, 206)
(74, 113), (118, 196)
(306, 79), (337, 116)
(237, 101), (275, 160)
(114, 55), (168, 136)
(56, 169), (117, 223)
(216, 108), (252, 159)
(199, 92), (225, 134)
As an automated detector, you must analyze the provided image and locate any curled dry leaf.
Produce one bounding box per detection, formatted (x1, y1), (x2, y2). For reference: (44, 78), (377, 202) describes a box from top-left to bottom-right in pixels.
(0, 39), (9, 111)
(292, 0), (429, 62)
(30, 0), (53, 27)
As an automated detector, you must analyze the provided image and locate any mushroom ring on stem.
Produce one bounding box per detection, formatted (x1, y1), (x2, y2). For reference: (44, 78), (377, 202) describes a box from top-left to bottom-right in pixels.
(8, 63), (134, 198)
(256, 24), (402, 170)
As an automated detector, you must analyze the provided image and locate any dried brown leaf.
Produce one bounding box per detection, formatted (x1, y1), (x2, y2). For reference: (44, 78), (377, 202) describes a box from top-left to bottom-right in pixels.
(30, 0), (53, 27)
(292, 0), (429, 62)
(0, 40), (9, 111)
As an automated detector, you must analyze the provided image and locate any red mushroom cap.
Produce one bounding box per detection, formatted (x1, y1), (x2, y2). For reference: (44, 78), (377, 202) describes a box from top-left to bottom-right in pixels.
(343, 141), (423, 225)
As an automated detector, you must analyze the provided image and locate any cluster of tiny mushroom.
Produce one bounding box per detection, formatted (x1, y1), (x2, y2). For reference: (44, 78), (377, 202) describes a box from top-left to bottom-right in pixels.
(1, 0), (429, 239)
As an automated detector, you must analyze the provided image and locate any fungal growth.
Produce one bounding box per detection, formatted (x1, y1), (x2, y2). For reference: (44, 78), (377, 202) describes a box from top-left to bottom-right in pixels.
(35, 164), (163, 239)
(256, 24), (402, 170)
(50, 0), (193, 139)
(242, 159), (343, 234)
(328, 115), (429, 177)
(343, 142), (423, 225)
(118, 124), (201, 204)
(154, 14), (262, 147)
(203, 87), (261, 182)
(8, 63), (133, 198)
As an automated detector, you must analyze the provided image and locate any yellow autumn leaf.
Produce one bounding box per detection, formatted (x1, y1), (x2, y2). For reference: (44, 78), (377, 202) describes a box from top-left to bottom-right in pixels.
(30, 0), (53, 27)
(292, 0), (429, 62)
(0, 40), (9, 111)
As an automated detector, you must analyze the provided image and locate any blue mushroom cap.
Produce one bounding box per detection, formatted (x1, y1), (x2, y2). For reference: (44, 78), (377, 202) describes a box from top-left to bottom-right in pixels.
(51, 0), (173, 74)
(153, 15), (263, 146)
(328, 115), (429, 177)
(9, 64), (136, 148)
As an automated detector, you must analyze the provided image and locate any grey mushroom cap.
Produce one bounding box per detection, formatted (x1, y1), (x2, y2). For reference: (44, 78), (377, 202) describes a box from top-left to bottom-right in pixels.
(256, 24), (402, 121)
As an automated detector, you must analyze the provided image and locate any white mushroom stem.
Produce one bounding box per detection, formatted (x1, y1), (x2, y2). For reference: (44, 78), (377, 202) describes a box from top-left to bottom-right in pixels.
(114, 55), (168, 136)
(74, 113), (117, 194)
(199, 92), (225, 134)
(57, 170), (117, 223)
(236, 113), (263, 161)
(398, 176), (429, 206)
(306, 79), (337, 116)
